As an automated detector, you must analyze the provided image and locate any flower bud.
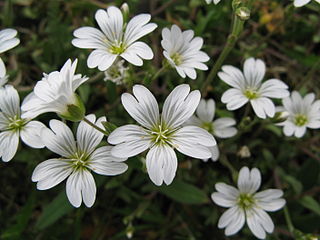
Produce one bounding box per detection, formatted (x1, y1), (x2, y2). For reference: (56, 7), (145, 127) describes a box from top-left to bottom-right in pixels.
(236, 7), (251, 20)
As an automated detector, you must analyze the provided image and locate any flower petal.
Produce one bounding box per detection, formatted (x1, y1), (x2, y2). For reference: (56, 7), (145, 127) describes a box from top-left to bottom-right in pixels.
(0, 130), (19, 162)
(237, 167), (261, 194)
(20, 121), (46, 148)
(89, 146), (128, 176)
(42, 120), (77, 158)
(146, 145), (177, 186)
(162, 84), (201, 129)
(196, 99), (215, 122)
(32, 158), (72, 190)
(77, 114), (106, 154)
(121, 85), (160, 129)
(243, 58), (266, 87)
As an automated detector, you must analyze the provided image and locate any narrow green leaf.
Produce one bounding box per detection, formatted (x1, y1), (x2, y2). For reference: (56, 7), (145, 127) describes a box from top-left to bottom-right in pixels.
(157, 180), (209, 204)
(299, 196), (320, 216)
(35, 191), (73, 230)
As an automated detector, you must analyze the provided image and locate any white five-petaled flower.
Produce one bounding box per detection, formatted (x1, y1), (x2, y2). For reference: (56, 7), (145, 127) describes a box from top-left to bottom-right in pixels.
(187, 99), (237, 161)
(293, 0), (320, 7)
(205, 0), (222, 4)
(161, 25), (209, 80)
(21, 59), (88, 120)
(219, 58), (290, 119)
(72, 6), (157, 71)
(32, 114), (128, 208)
(108, 84), (216, 186)
(277, 91), (320, 138)
(211, 166), (286, 239)
(0, 58), (8, 87)
(0, 28), (20, 59)
(0, 85), (45, 162)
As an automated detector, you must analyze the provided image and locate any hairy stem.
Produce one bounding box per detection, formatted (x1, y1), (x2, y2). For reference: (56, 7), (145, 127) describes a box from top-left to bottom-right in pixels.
(83, 117), (109, 136)
(283, 206), (295, 233)
(201, 12), (246, 95)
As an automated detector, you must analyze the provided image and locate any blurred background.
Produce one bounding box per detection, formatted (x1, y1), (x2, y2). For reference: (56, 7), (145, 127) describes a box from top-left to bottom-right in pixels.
(0, 0), (319, 239)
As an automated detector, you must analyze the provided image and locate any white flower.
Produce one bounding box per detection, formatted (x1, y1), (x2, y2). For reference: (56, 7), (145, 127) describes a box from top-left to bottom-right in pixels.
(21, 59), (88, 120)
(205, 0), (221, 4)
(161, 25), (209, 80)
(72, 6), (157, 71)
(277, 91), (320, 138)
(219, 58), (289, 119)
(187, 99), (237, 161)
(0, 85), (46, 162)
(0, 28), (20, 56)
(293, 0), (320, 7)
(104, 60), (128, 85)
(108, 84), (216, 186)
(32, 114), (128, 208)
(0, 58), (8, 87)
(211, 166), (286, 239)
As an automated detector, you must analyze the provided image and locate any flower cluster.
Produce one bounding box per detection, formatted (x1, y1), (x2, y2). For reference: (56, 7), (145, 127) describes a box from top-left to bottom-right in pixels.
(1, 2), (320, 239)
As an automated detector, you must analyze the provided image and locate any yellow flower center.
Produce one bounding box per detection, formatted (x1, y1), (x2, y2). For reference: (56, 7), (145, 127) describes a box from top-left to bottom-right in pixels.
(294, 114), (308, 126)
(8, 115), (26, 132)
(237, 193), (255, 209)
(71, 152), (90, 170)
(109, 41), (126, 54)
(244, 89), (259, 100)
(170, 52), (183, 66)
(149, 123), (175, 146)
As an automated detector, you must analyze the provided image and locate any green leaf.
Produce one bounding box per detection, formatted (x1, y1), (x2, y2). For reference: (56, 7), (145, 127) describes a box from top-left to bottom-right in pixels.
(157, 180), (209, 204)
(299, 196), (320, 216)
(35, 191), (74, 230)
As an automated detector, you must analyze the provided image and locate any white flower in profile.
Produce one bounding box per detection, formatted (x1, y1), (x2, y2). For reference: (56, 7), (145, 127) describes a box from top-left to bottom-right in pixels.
(161, 25), (209, 80)
(0, 28), (20, 56)
(108, 84), (216, 186)
(211, 167), (286, 239)
(0, 85), (46, 162)
(104, 60), (128, 85)
(72, 6), (157, 71)
(187, 99), (237, 161)
(32, 114), (128, 208)
(21, 59), (88, 121)
(0, 58), (8, 87)
(205, 0), (222, 4)
(277, 91), (320, 138)
(219, 58), (290, 119)
(293, 0), (320, 7)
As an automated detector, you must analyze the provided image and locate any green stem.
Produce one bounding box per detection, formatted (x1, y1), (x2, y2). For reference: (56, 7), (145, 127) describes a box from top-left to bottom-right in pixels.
(201, 15), (245, 94)
(220, 155), (237, 183)
(283, 206), (295, 233)
(83, 117), (109, 136)
(150, 66), (166, 83)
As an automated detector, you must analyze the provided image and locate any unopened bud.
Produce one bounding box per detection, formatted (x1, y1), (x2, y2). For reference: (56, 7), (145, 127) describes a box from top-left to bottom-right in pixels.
(121, 3), (129, 22)
(238, 146), (251, 158)
(236, 7), (250, 20)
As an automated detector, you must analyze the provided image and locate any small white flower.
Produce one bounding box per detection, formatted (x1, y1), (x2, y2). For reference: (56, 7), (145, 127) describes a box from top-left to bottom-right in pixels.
(104, 60), (128, 85)
(277, 91), (320, 138)
(161, 25), (209, 80)
(72, 6), (157, 71)
(205, 0), (222, 4)
(0, 28), (20, 55)
(219, 58), (289, 119)
(0, 58), (8, 87)
(293, 0), (320, 7)
(21, 59), (88, 120)
(0, 85), (46, 162)
(211, 166), (286, 239)
(32, 114), (128, 208)
(187, 99), (237, 161)
(108, 84), (216, 186)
